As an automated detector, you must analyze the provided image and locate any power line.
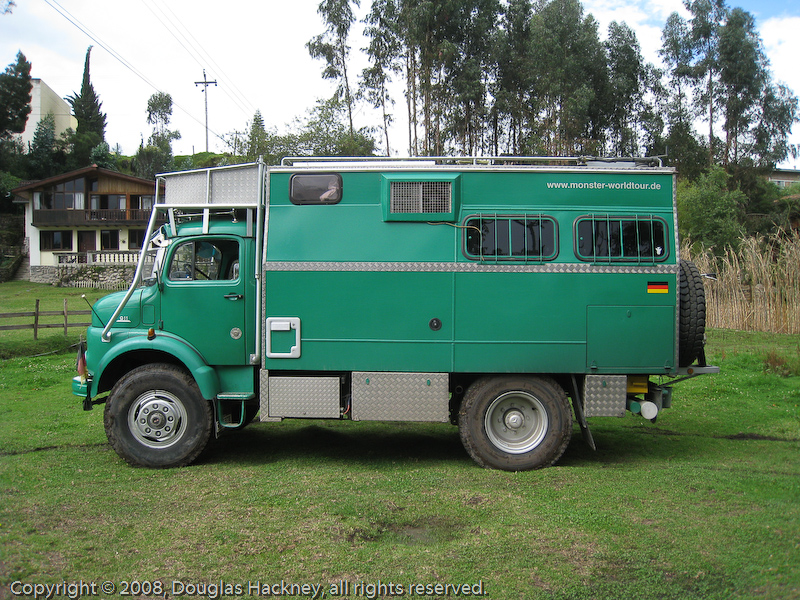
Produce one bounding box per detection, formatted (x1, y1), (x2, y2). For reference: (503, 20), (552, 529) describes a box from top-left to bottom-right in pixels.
(140, 0), (258, 118)
(42, 0), (227, 147)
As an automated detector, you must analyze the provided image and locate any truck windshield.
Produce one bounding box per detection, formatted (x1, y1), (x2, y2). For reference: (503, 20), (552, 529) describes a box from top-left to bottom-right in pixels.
(144, 247), (165, 285)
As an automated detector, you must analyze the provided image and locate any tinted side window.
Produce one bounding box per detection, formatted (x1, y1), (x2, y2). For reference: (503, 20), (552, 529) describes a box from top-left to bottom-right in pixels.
(464, 216), (557, 261)
(576, 217), (668, 261)
(289, 173), (342, 205)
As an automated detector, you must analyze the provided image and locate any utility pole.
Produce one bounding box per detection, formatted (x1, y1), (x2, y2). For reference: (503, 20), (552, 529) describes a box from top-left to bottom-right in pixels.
(194, 69), (217, 153)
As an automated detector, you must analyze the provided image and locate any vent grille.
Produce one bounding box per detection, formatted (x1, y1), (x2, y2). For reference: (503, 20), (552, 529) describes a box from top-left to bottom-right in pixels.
(390, 181), (452, 214)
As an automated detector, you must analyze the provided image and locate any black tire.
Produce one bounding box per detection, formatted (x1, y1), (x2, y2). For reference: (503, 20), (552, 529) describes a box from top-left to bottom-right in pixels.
(678, 259), (706, 367)
(458, 376), (572, 471)
(104, 364), (212, 468)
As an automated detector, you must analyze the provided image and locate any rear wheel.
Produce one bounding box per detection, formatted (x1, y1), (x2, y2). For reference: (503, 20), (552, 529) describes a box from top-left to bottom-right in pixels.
(458, 376), (572, 471)
(104, 364), (212, 468)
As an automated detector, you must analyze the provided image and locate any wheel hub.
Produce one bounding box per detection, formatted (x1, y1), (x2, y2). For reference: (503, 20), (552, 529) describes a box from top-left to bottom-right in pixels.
(485, 391), (549, 454)
(504, 409), (524, 429)
(129, 391), (186, 448)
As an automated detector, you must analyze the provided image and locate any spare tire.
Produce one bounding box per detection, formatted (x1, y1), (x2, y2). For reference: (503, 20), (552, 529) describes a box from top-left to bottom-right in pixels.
(678, 259), (706, 367)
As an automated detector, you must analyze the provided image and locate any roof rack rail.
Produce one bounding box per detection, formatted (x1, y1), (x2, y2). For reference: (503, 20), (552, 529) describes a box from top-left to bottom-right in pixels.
(279, 155), (665, 168)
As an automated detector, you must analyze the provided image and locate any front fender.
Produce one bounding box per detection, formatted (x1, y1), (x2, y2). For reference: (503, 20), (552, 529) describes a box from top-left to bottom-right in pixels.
(89, 330), (221, 400)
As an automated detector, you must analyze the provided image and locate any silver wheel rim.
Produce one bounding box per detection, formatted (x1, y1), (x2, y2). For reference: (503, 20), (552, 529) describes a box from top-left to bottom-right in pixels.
(484, 390), (549, 454)
(128, 390), (187, 449)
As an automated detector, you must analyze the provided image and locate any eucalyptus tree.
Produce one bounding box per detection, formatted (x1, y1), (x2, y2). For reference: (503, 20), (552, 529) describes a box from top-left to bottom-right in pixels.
(362, 0), (402, 154)
(604, 21), (647, 156)
(135, 92), (179, 179)
(397, 0), (451, 155)
(490, 0), (535, 154)
(529, 0), (608, 156)
(684, 0), (728, 166)
(443, 0), (500, 155)
(307, 0), (361, 138)
(659, 13), (696, 135)
(716, 7), (796, 169)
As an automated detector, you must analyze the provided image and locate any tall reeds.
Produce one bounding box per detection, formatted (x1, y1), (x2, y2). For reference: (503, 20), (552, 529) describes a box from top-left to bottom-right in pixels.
(685, 232), (800, 334)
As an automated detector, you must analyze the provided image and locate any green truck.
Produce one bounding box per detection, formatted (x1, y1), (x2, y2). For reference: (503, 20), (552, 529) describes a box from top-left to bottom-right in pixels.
(72, 156), (717, 471)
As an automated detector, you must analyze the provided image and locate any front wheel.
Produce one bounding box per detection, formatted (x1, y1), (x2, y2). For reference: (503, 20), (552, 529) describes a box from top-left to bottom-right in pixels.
(104, 364), (212, 468)
(458, 376), (572, 471)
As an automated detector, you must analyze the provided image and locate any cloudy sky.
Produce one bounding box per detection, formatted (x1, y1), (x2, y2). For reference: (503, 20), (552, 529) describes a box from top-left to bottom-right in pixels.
(1, 0), (798, 167)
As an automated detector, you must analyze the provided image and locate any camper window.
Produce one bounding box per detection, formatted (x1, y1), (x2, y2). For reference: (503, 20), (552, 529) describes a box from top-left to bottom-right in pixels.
(289, 173), (343, 205)
(463, 216), (557, 261)
(575, 217), (668, 262)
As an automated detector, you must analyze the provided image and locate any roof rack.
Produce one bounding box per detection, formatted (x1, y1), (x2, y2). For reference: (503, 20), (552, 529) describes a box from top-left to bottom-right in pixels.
(279, 155), (664, 168)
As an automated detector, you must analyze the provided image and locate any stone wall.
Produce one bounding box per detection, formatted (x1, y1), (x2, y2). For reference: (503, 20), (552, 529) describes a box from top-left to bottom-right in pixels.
(30, 264), (136, 289)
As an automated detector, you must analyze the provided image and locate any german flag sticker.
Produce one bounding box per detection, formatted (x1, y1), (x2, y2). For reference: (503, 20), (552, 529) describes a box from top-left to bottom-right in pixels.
(647, 281), (669, 294)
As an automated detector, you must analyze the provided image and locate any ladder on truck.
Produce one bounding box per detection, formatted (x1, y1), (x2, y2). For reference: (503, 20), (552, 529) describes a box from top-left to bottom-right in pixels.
(101, 160), (266, 361)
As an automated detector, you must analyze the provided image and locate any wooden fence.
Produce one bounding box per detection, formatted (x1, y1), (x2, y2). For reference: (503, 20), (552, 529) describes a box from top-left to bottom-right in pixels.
(0, 299), (91, 339)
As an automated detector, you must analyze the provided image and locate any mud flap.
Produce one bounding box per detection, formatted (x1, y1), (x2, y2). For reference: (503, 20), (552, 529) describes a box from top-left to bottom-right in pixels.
(569, 375), (596, 451)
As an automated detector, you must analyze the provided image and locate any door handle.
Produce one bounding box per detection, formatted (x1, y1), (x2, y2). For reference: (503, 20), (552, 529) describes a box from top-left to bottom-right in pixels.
(224, 293), (244, 300)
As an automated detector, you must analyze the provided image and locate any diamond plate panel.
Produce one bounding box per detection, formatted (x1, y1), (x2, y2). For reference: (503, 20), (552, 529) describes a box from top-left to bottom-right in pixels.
(263, 261), (678, 275)
(258, 369), (278, 422)
(268, 377), (341, 419)
(351, 372), (449, 422)
(583, 375), (627, 417)
(210, 165), (261, 205)
(162, 164), (261, 206)
(165, 171), (208, 204)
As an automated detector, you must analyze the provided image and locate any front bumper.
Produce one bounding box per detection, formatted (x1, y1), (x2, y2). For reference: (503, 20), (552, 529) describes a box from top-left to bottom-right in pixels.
(72, 376), (89, 398)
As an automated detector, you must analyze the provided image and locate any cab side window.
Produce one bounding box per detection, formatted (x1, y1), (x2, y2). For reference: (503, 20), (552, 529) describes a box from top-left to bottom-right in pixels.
(168, 239), (240, 281)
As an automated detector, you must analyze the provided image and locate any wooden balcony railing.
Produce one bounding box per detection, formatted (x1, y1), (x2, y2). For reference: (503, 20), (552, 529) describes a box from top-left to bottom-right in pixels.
(33, 209), (160, 226)
(55, 251), (148, 265)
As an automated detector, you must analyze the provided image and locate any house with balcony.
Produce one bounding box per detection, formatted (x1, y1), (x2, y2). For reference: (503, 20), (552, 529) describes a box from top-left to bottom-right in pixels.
(12, 165), (165, 286)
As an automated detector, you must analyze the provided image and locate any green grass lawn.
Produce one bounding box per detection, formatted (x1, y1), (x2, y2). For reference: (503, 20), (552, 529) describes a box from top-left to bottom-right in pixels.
(0, 312), (798, 599)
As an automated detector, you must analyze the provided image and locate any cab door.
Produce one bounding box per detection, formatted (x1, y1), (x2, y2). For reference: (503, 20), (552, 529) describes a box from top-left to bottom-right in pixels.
(161, 237), (247, 365)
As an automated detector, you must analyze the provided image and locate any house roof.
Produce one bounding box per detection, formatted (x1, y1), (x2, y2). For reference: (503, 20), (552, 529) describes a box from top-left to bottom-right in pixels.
(11, 165), (163, 197)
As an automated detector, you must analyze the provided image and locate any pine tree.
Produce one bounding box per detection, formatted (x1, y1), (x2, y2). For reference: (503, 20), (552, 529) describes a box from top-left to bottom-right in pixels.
(66, 46), (107, 168)
(246, 110), (269, 160)
(0, 51), (32, 140)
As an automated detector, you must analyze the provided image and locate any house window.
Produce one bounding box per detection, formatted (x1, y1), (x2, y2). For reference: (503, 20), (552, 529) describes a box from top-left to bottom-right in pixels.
(37, 178), (85, 210)
(464, 215), (558, 261)
(40, 231), (73, 251)
(128, 229), (146, 250)
(575, 216), (668, 261)
(91, 195), (126, 210)
(130, 195), (153, 210)
(101, 230), (120, 250)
